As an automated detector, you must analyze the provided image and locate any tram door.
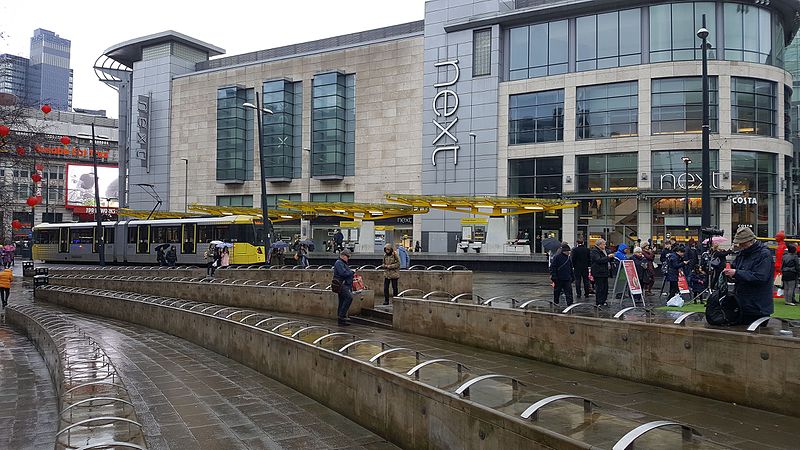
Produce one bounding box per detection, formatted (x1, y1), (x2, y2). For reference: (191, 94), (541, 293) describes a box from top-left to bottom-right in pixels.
(182, 223), (196, 255)
(59, 227), (70, 253)
(137, 225), (150, 254)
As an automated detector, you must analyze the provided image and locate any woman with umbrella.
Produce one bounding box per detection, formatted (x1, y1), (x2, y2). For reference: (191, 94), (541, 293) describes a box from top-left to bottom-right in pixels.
(204, 241), (222, 276)
(269, 241), (288, 266)
(155, 243), (169, 266)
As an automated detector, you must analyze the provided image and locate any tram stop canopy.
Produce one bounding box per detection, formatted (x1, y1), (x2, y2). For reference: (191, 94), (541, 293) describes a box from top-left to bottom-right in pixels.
(187, 204), (303, 223)
(385, 194), (578, 216)
(277, 200), (428, 221)
(117, 209), (205, 220)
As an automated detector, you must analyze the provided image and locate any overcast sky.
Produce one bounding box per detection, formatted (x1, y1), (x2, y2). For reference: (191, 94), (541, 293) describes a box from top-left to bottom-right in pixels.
(1, 0), (426, 119)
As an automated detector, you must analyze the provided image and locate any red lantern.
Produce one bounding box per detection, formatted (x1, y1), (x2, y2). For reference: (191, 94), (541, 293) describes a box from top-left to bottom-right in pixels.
(35, 195), (43, 205)
(0, 125), (9, 138)
(26, 196), (37, 207)
(16, 146), (25, 156)
(31, 173), (42, 183)
(41, 104), (51, 115)
(35, 164), (44, 171)
(60, 136), (70, 146)
(11, 220), (22, 230)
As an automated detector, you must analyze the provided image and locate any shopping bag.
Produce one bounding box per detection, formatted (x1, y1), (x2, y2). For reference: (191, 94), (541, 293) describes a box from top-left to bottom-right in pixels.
(352, 274), (366, 291)
(666, 294), (684, 307)
(774, 273), (783, 287)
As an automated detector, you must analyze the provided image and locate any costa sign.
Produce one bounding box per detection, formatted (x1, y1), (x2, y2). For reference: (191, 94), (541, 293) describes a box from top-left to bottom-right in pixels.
(431, 59), (460, 166)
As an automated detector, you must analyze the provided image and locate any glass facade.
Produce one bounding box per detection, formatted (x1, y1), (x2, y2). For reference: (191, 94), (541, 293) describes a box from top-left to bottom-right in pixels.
(731, 77), (776, 136)
(508, 89), (564, 144)
(731, 151), (776, 237)
(311, 72), (354, 178)
(576, 81), (638, 140)
(576, 8), (641, 71)
(310, 192), (354, 203)
(507, 157), (563, 197)
(723, 3), (780, 65)
(216, 195), (253, 207)
(576, 198), (639, 247)
(262, 80), (302, 180)
(576, 153), (637, 193)
(473, 29), (492, 77)
(266, 193), (301, 209)
(216, 86), (254, 183)
(650, 2), (717, 62)
(651, 77), (719, 134)
(651, 150), (720, 190)
(508, 20), (568, 80)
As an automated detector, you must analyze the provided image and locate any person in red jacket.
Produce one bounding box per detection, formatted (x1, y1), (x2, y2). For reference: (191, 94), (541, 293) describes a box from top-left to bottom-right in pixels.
(0, 268), (13, 308)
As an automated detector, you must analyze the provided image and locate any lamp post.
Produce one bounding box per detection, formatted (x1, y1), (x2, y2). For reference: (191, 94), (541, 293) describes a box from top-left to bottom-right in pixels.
(242, 94), (274, 253)
(468, 132), (477, 197)
(77, 124), (109, 266)
(682, 156), (692, 241)
(697, 15), (712, 231)
(180, 158), (189, 212)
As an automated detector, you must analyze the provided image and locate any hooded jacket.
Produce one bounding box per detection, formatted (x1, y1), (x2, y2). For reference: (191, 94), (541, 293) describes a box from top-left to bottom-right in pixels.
(732, 240), (774, 317)
(613, 244), (628, 261)
(382, 245), (401, 280)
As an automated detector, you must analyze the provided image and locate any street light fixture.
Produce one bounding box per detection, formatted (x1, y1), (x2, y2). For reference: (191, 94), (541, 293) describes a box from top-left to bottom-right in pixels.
(697, 15), (712, 233)
(242, 94), (275, 257)
(77, 125), (110, 266)
(682, 156), (692, 241)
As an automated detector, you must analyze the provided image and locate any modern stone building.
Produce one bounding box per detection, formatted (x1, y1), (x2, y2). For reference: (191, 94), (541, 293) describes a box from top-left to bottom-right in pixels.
(98, 0), (800, 253)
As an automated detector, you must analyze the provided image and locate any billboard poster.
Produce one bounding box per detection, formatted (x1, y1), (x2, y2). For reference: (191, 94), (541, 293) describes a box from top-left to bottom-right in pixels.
(66, 164), (119, 208)
(621, 260), (643, 295)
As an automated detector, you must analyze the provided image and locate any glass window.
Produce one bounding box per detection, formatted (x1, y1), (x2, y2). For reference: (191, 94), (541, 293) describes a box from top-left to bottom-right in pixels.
(508, 89), (564, 144)
(312, 72), (353, 178)
(216, 87), (253, 183)
(577, 9), (641, 71)
(576, 153), (637, 193)
(262, 80), (301, 180)
(216, 195), (254, 207)
(731, 151), (776, 236)
(650, 2), (717, 62)
(731, 77), (776, 136)
(310, 192), (355, 203)
(651, 77), (719, 134)
(576, 81), (638, 140)
(265, 193), (301, 209)
(650, 150), (720, 191)
(508, 157), (563, 197)
(508, 20), (568, 80)
(724, 3), (779, 65)
(473, 29), (492, 77)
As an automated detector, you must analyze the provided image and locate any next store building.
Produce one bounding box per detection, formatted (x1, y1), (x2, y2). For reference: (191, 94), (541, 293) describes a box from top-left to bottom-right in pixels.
(98, 0), (800, 253)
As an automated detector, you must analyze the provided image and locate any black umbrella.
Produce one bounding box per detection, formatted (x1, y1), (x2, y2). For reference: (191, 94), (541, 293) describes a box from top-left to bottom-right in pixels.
(155, 243), (170, 251)
(541, 237), (561, 253)
(299, 239), (316, 251)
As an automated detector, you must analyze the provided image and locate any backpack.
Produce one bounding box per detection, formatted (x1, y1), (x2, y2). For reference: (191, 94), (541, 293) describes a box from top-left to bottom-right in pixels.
(705, 274), (741, 326)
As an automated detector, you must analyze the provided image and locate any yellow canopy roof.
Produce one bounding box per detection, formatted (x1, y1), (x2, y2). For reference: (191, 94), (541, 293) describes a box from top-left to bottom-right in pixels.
(117, 209), (205, 220)
(385, 194), (578, 217)
(188, 204), (302, 222)
(278, 200), (428, 221)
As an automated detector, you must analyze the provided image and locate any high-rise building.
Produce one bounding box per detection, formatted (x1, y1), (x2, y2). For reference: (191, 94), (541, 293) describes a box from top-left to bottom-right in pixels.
(0, 54), (29, 101)
(784, 35), (800, 235)
(26, 29), (72, 111)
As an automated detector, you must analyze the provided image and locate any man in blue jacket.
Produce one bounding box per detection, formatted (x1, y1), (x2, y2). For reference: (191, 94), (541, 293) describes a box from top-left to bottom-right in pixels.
(723, 227), (774, 323)
(333, 249), (355, 326)
(666, 245), (687, 299)
(550, 243), (574, 306)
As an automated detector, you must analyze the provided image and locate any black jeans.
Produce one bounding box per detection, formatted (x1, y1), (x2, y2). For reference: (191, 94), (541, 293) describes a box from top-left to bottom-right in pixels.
(1, 288), (9, 306)
(668, 281), (679, 299)
(337, 286), (353, 320)
(574, 268), (591, 297)
(383, 278), (398, 303)
(553, 280), (573, 306)
(594, 277), (608, 305)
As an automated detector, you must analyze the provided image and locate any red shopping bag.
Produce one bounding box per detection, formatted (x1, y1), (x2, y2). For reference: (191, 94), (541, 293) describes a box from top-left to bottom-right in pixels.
(352, 274), (366, 291)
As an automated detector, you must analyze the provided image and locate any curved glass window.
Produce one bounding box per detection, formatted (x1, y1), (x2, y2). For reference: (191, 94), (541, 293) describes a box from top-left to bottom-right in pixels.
(508, 20), (568, 80)
(724, 3), (774, 64)
(650, 2), (716, 62)
(651, 77), (719, 135)
(576, 81), (638, 140)
(576, 8), (641, 71)
(731, 77), (776, 137)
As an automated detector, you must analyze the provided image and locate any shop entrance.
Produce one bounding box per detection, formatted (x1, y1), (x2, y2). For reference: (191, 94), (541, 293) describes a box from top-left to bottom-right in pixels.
(517, 211), (563, 254)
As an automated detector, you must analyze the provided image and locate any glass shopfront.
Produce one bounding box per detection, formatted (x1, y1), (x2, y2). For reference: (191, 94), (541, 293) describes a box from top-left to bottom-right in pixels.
(575, 153), (638, 246)
(730, 150), (776, 237)
(508, 157), (563, 252)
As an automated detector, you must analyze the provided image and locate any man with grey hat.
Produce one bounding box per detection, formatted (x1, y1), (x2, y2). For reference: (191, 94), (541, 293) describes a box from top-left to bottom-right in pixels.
(333, 249), (355, 326)
(722, 227), (774, 323)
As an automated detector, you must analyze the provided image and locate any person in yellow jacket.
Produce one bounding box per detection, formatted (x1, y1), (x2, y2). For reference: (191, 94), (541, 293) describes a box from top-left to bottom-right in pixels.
(0, 268), (12, 308)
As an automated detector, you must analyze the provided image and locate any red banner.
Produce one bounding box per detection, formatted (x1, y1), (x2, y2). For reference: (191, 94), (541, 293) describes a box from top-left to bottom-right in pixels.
(621, 260), (643, 295)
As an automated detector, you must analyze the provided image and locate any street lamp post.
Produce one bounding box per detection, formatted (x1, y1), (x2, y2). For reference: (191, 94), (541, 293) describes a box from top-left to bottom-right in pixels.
(77, 124), (107, 266)
(698, 15), (712, 231)
(468, 132), (476, 197)
(682, 156), (692, 241)
(242, 94), (274, 255)
(180, 158), (189, 212)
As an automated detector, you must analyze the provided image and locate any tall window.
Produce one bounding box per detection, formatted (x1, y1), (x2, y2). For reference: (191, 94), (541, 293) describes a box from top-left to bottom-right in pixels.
(650, 2), (717, 62)
(508, 89), (564, 145)
(576, 8), (641, 71)
(731, 77), (776, 137)
(508, 20), (568, 80)
(576, 153), (637, 193)
(576, 81), (638, 140)
(723, 3), (776, 65)
(731, 151), (776, 237)
(312, 72), (354, 178)
(216, 87), (254, 183)
(651, 77), (719, 134)
(508, 157), (563, 197)
(262, 80), (302, 180)
(216, 195), (253, 207)
(310, 192), (354, 203)
(473, 29), (492, 77)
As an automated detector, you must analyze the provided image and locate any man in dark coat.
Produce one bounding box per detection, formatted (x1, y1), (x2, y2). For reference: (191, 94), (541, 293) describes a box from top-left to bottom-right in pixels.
(571, 239), (592, 298)
(333, 229), (344, 252)
(590, 239), (613, 306)
(550, 243), (574, 306)
(666, 245), (686, 299)
(723, 227), (774, 323)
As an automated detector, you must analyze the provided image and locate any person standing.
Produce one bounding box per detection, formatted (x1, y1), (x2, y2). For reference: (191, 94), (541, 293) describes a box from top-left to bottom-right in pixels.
(666, 245), (686, 299)
(333, 229), (344, 253)
(590, 239), (612, 306)
(781, 244), (798, 305)
(641, 244), (656, 296)
(333, 249), (355, 326)
(396, 244), (410, 270)
(571, 239), (592, 298)
(685, 239), (700, 273)
(220, 247), (230, 268)
(415, 241), (422, 253)
(0, 268), (11, 308)
(166, 246), (177, 267)
(382, 244), (400, 305)
(632, 247), (651, 295)
(550, 243), (574, 306)
(723, 227), (774, 323)
(156, 246), (167, 266)
(299, 244), (309, 268)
